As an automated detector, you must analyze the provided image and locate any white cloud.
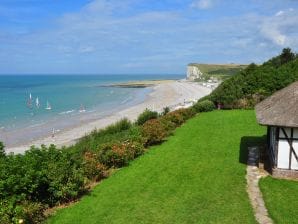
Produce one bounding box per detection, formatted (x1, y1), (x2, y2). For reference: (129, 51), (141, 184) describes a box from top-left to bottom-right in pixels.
(275, 10), (284, 16)
(260, 9), (298, 46)
(190, 0), (214, 10)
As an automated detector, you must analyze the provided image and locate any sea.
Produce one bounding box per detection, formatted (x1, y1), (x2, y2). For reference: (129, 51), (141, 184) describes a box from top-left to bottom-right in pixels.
(0, 74), (183, 147)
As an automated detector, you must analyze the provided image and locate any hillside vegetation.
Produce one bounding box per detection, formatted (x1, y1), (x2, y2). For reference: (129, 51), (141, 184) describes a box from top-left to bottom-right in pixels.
(204, 48), (298, 108)
(48, 110), (265, 224)
(188, 63), (247, 80)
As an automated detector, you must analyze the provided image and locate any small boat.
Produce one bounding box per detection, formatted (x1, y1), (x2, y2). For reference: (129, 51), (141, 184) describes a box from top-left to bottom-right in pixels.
(45, 101), (52, 110)
(79, 104), (86, 113)
(27, 93), (33, 108)
(36, 97), (40, 108)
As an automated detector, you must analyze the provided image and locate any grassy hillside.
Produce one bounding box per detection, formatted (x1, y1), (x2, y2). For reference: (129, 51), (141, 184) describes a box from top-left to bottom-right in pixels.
(188, 63), (247, 80)
(260, 177), (298, 223)
(48, 110), (266, 224)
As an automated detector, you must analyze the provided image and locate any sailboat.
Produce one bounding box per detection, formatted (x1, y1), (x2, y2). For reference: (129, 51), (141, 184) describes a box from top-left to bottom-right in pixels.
(27, 93), (33, 108)
(79, 104), (86, 113)
(45, 101), (52, 110)
(36, 97), (40, 108)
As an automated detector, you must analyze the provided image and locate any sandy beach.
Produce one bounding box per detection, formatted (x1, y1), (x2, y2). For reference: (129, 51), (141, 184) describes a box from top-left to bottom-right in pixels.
(6, 79), (212, 154)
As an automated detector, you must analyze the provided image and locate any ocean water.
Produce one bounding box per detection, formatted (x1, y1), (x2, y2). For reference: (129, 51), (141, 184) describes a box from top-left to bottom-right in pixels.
(0, 74), (183, 147)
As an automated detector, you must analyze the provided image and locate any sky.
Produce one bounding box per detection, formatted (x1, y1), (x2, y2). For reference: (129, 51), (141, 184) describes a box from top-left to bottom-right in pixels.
(0, 0), (297, 74)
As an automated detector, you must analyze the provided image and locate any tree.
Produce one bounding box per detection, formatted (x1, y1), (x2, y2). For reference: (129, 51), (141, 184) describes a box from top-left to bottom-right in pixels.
(280, 48), (295, 65)
(0, 142), (5, 158)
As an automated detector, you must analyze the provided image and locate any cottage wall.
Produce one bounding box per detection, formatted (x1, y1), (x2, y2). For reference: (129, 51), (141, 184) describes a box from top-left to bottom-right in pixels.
(277, 127), (298, 170)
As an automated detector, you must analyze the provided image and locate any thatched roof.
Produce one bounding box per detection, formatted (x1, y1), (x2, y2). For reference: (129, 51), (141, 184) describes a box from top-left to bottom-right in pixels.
(255, 81), (298, 127)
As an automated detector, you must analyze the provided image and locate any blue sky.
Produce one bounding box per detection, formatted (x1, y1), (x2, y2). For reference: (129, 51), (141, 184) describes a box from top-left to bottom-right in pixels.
(0, 0), (297, 74)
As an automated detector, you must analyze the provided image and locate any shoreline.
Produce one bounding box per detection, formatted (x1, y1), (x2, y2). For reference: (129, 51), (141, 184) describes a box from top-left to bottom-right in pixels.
(5, 79), (212, 154)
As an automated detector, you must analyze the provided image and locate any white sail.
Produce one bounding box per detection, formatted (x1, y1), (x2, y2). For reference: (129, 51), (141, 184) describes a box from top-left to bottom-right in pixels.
(36, 97), (40, 108)
(45, 101), (52, 110)
(27, 93), (33, 108)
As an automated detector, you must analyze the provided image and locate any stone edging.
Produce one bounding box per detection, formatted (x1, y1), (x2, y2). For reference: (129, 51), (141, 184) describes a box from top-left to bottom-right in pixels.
(246, 147), (273, 224)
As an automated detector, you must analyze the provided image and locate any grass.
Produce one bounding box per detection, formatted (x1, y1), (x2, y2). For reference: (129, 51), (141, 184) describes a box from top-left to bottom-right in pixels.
(259, 177), (298, 224)
(188, 63), (247, 80)
(47, 110), (265, 224)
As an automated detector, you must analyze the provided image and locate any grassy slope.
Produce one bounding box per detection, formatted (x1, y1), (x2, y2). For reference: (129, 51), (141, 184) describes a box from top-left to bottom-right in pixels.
(188, 63), (247, 78)
(48, 110), (265, 224)
(259, 177), (298, 224)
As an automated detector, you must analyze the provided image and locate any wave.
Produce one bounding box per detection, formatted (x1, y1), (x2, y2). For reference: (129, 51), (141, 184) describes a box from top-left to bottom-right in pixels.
(59, 110), (75, 115)
(121, 97), (133, 104)
(28, 122), (47, 128)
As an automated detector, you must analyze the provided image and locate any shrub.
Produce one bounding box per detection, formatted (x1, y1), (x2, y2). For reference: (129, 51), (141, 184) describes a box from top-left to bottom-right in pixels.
(158, 116), (176, 135)
(99, 141), (144, 168)
(136, 109), (158, 125)
(83, 152), (107, 181)
(103, 118), (132, 135)
(174, 108), (196, 121)
(162, 111), (184, 127)
(193, 100), (216, 112)
(142, 119), (167, 146)
(21, 201), (46, 224)
(0, 199), (45, 224)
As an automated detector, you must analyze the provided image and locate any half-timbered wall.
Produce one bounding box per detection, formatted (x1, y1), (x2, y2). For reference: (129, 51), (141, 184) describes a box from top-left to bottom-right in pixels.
(267, 127), (277, 167)
(277, 127), (298, 170)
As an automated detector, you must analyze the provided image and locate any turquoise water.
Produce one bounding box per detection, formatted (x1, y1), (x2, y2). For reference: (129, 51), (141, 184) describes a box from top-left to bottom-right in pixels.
(0, 75), (183, 147)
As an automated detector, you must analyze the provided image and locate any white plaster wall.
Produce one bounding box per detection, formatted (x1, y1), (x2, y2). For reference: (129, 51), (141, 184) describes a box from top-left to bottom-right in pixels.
(277, 140), (290, 169)
(277, 128), (298, 170)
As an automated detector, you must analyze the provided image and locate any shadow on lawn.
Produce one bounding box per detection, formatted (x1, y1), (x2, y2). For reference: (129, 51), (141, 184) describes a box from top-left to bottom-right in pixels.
(239, 135), (267, 165)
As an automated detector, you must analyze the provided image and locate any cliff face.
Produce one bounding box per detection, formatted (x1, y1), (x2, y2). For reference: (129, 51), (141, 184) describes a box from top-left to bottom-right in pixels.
(186, 65), (203, 80)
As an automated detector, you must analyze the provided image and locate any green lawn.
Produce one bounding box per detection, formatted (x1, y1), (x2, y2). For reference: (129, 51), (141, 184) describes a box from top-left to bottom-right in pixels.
(260, 177), (298, 224)
(47, 110), (265, 224)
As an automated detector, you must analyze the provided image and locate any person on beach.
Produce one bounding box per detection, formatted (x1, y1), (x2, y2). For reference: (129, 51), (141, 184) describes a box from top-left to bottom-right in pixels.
(52, 128), (55, 138)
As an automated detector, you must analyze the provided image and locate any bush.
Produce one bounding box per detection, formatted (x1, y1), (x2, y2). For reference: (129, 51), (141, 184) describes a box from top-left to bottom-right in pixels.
(83, 152), (107, 181)
(174, 108), (196, 121)
(99, 141), (144, 168)
(193, 100), (216, 112)
(162, 111), (184, 127)
(158, 116), (176, 135)
(142, 119), (167, 146)
(103, 118), (132, 135)
(136, 109), (158, 125)
(0, 198), (45, 224)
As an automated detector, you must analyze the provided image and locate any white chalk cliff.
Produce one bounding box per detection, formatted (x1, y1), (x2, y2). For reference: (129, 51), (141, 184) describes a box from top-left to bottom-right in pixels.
(186, 65), (203, 80)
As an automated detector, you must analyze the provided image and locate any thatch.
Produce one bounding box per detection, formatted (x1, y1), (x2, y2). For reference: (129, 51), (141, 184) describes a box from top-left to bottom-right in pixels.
(255, 81), (298, 127)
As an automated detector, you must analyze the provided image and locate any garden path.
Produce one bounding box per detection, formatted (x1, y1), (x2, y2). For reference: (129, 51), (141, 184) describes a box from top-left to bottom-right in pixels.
(246, 147), (273, 224)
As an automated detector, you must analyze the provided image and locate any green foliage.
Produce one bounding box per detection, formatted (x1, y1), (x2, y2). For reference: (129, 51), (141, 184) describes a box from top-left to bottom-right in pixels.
(73, 121), (142, 155)
(161, 106), (170, 116)
(162, 111), (184, 126)
(99, 141), (144, 168)
(136, 109), (158, 125)
(174, 108), (196, 120)
(82, 151), (107, 181)
(102, 118), (132, 135)
(142, 119), (167, 146)
(0, 142), (5, 158)
(208, 48), (298, 108)
(193, 100), (216, 112)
